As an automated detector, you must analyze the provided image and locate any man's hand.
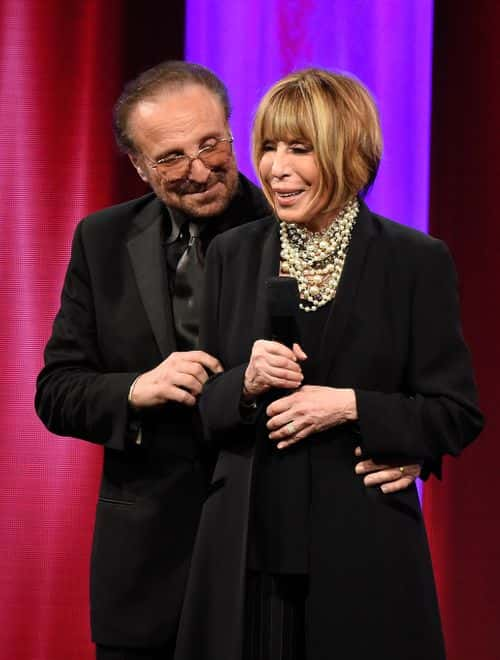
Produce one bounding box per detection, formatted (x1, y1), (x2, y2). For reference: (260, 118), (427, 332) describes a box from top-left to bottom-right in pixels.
(129, 351), (223, 408)
(243, 341), (305, 398)
(354, 446), (421, 493)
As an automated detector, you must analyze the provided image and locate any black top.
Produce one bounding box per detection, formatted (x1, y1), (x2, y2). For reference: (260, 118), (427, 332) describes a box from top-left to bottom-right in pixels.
(248, 299), (333, 574)
(181, 206), (482, 659)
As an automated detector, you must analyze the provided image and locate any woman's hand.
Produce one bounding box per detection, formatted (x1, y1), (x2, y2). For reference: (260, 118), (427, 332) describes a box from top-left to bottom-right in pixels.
(354, 446), (422, 493)
(243, 341), (306, 398)
(266, 385), (357, 449)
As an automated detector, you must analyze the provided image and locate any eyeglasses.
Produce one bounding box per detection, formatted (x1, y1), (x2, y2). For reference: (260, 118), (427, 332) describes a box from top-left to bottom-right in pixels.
(145, 136), (234, 182)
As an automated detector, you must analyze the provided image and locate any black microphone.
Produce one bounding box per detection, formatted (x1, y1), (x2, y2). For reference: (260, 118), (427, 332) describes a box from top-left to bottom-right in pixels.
(265, 276), (301, 349)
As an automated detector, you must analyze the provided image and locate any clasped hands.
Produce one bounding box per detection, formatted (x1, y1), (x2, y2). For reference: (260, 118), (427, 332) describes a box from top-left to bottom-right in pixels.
(244, 339), (421, 493)
(244, 340), (358, 447)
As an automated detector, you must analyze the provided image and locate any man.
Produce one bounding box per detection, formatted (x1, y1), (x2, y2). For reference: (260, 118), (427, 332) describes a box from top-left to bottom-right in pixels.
(35, 61), (420, 660)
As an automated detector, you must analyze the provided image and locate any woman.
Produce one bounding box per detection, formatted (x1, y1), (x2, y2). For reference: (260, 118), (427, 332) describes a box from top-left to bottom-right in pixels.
(175, 69), (483, 660)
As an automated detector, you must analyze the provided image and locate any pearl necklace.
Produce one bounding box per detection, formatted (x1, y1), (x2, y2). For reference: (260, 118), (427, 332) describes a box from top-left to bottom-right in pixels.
(279, 198), (359, 312)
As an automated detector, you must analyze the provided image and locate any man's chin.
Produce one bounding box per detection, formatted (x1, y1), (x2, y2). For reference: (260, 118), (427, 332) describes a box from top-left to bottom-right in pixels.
(187, 205), (226, 218)
(175, 179), (237, 218)
(180, 189), (231, 218)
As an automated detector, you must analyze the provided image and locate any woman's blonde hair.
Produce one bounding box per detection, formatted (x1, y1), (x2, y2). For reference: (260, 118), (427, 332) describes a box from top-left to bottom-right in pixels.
(252, 68), (383, 215)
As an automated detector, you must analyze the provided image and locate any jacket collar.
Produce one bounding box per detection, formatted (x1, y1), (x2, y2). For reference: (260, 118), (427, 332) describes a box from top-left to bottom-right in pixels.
(250, 200), (376, 382)
(127, 197), (176, 358)
(317, 198), (376, 382)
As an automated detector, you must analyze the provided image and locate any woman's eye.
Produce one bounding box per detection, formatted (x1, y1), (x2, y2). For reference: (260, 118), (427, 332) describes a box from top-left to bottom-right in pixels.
(262, 142), (276, 152)
(290, 144), (310, 154)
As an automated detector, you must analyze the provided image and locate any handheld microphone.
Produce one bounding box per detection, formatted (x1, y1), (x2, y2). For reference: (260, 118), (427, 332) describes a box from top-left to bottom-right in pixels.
(265, 276), (301, 349)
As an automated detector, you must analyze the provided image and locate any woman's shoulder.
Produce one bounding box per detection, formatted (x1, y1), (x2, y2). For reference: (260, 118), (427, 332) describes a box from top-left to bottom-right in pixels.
(369, 210), (449, 257)
(371, 211), (434, 242)
(362, 209), (456, 285)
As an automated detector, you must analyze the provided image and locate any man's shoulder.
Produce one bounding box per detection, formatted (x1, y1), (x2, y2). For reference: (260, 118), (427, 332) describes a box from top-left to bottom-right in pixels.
(76, 192), (163, 245)
(81, 192), (159, 227)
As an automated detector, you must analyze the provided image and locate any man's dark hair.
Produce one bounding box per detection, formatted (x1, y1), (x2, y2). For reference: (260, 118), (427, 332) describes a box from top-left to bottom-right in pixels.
(113, 60), (232, 154)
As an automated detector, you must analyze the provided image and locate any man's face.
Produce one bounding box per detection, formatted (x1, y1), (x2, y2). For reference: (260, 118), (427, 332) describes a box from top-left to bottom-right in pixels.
(128, 85), (239, 218)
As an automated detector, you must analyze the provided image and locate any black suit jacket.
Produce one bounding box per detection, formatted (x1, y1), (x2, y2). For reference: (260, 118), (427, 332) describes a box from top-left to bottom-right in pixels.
(35, 175), (269, 647)
(175, 202), (484, 660)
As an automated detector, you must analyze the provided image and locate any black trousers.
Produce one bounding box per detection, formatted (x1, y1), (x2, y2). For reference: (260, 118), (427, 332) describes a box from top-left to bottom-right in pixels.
(243, 572), (308, 660)
(95, 641), (174, 660)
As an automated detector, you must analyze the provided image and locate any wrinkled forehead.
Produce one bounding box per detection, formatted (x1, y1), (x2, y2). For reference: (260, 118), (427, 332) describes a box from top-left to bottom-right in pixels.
(137, 84), (226, 124)
(129, 84), (229, 155)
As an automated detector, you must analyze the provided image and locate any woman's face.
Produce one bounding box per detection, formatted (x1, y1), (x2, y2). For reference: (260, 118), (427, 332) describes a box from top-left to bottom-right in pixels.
(259, 139), (332, 231)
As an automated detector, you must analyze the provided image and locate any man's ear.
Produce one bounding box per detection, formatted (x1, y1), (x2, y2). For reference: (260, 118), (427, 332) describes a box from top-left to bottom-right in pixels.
(128, 154), (149, 183)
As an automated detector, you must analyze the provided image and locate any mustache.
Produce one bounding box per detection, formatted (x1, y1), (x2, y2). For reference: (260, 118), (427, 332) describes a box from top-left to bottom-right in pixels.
(173, 171), (225, 195)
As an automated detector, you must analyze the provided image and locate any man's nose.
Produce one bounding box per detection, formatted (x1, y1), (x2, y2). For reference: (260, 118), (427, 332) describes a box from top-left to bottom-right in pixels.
(188, 156), (211, 183)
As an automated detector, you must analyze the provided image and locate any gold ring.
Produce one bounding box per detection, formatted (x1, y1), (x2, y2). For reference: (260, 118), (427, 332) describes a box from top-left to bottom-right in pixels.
(399, 466), (405, 474)
(286, 422), (296, 435)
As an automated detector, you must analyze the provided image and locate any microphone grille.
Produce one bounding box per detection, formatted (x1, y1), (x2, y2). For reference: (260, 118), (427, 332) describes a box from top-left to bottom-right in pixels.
(265, 276), (299, 315)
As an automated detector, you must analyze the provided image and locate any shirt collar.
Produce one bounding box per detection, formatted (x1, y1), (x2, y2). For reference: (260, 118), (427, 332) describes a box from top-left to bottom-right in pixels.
(165, 206), (185, 244)
(165, 206), (205, 243)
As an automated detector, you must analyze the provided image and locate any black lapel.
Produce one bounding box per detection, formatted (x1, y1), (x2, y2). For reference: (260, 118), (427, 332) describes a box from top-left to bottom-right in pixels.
(251, 217), (281, 341)
(127, 199), (176, 358)
(315, 200), (377, 382)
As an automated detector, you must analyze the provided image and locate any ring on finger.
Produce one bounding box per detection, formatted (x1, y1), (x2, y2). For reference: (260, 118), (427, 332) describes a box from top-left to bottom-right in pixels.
(399, 466), (405, 475)
(286, 422), (296, 435)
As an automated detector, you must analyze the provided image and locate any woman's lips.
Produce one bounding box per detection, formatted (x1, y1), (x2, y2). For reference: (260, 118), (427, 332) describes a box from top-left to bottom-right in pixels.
(274, 189), (305, 205)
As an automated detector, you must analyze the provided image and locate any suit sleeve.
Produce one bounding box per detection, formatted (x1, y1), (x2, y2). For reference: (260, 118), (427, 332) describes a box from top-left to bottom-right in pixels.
(355, 239), (484, 469)
(198, 239), (259, 437)
(35, 221), (140, 450)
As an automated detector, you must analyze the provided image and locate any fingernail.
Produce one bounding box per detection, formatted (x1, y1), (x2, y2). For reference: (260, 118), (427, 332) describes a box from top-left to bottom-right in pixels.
(380, 485), (388, 494)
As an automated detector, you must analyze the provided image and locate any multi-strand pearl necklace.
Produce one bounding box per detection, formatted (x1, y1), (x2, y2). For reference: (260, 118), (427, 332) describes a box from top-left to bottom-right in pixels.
(279, 197), (359, 312)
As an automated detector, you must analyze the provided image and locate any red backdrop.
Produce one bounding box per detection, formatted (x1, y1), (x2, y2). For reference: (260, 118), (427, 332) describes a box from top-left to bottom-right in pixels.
(423, 1), (500, 659)
(0, 2), (183, 659)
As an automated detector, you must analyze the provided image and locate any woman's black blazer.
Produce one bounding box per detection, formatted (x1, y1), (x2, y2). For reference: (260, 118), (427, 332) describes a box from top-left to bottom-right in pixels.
(174, 200), (483, 660)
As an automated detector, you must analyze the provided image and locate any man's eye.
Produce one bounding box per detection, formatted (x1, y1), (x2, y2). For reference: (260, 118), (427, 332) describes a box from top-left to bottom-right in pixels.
(200, 141), (217, 153)
(158, 154), (184, 165)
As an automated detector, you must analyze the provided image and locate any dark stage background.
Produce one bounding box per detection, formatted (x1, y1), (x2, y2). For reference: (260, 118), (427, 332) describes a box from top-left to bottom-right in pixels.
(0, 1), (498, 659)
(425, 2), (500, 658)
